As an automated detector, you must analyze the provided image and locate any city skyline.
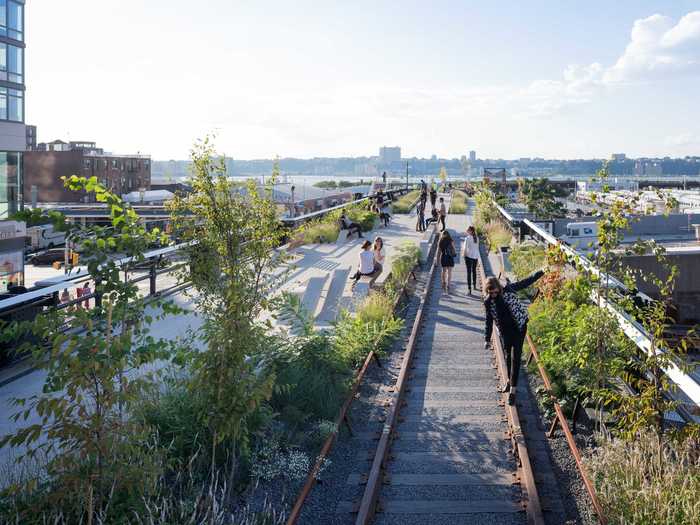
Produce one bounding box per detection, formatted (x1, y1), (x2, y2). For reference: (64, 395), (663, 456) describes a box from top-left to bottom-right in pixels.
(27, 1), (700, 160)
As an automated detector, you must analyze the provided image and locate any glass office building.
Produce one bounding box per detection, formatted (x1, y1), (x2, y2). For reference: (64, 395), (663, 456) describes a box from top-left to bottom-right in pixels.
(0, 0), (24, 219)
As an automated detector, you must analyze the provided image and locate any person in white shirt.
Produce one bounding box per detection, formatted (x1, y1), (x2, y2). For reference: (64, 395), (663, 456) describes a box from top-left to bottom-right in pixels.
(351, 240), (382, 288)
(462, 225), (479, 294)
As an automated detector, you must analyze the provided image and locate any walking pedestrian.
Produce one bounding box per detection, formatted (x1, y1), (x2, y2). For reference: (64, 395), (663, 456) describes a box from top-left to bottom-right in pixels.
(438, 197), (447, 231)
(438, 230), (457, 295)
(420, 179), (427, 193)
(351, 240), (382, 288)
(462, 225), (479, 294)
(60, 288), (71, 305)
(429, 187), (437, 209)
(483, 270), (545, 405)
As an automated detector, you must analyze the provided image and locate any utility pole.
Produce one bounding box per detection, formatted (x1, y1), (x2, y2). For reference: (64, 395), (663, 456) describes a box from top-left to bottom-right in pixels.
(406, 161), (409, 189)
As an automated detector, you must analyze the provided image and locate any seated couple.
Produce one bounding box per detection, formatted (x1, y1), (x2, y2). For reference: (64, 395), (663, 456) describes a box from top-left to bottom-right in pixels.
(339, 212), (364, 239)
(351, 237), (385, 289)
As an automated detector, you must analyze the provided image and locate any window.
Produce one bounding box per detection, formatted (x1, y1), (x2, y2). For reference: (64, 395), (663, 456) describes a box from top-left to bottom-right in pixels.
(583, 227), (593, 235)
(0, 1), (23, 42)
(83, 159), (91, 169)
(0, 87), (21, 121)
(570, 228), (580, 237)
(112, 160), (118, 169)
(0, 151), (22, 219)
(7, 44), (21, 82)
(7, 1), (21, 40)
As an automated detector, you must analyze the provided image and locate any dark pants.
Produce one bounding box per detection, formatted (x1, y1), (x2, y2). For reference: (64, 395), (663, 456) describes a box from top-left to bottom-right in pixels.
(380, 213), (390, 226)
(416, 214), (425, 231)
(439, 215), (446, 231)
(344, 223), (362, 237)
(425, 217), (437, 227)
(464, 256), (477, 290)
(503, 328), (526, 387)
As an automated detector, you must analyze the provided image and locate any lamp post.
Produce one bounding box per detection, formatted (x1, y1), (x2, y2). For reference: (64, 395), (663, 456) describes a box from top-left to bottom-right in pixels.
(406, 161), (409, 189)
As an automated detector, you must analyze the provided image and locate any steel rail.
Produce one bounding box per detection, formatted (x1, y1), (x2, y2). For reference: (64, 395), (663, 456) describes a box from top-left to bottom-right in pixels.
(476, 248), (545, 525)
(525, 334), (607, 524)
(354, 233), (439, 525)
(285, 244), (432, 525)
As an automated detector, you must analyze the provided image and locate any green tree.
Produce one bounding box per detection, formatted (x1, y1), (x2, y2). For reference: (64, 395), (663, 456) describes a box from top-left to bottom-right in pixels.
(1, 176), (179, 522)
(10, 208), (68, 230)
(439, 166), (448, 190)
(168, 138), (288, 480)
(518, 177), (566, 218)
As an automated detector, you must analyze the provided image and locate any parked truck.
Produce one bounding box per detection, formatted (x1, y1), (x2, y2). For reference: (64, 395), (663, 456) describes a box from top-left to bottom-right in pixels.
(27, 225), (66, 251)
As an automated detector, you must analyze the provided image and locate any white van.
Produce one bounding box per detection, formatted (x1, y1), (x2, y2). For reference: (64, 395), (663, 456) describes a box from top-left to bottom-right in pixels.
(562, 221), (598, 250)
(28, 225), (66, 250)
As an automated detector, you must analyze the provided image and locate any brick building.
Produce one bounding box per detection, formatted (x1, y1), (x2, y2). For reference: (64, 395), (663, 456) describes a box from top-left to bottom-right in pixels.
(24, 140), (151, 204)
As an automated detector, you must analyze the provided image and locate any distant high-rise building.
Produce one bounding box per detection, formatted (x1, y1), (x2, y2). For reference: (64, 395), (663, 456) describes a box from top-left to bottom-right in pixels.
(469, 150), (476, 163)
(379, 146), (401, 164)
(611, 153), (627, 161)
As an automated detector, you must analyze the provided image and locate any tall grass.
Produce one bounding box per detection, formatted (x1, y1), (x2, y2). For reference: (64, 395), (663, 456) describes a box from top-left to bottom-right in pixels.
(586, 431), (700, 524)
(392, 190), (421, 214)
(483, 222), (512, 252)
(450, 191), (468, 214)
(509, 244), (546, 280)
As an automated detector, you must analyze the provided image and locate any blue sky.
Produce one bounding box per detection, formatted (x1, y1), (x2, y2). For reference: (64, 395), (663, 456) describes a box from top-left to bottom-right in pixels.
(27, 1), (700, 160)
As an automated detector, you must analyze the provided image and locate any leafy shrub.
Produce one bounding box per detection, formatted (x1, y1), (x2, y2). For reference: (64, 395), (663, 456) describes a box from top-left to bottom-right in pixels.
(384, 241), (421, 300)
(450, 191), (468, 214)
(332, 294), (403, 368)
(509, 244), (546, 281)
(301, 220), (340, 244)
(586, 431), (700, 525)
(347, 208), (377, 231)
(392, 190), (421, 213)
(483, 222), (512, 252)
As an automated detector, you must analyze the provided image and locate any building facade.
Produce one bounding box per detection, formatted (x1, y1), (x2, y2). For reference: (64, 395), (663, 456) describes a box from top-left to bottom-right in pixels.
(0, 0), (25, 219)
(379, 146), (401, 164)
(24, 140), (151, 204)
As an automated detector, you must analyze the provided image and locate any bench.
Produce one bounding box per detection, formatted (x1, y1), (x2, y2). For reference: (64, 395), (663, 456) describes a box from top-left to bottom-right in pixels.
(419, 227), (436, 264)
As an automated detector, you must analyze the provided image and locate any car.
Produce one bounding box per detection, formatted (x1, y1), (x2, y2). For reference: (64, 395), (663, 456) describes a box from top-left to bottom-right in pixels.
(28, 249), (65, 266)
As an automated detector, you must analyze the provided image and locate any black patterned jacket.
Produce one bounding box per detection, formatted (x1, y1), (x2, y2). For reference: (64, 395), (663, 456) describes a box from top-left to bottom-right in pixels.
(484, 270), (544, 342)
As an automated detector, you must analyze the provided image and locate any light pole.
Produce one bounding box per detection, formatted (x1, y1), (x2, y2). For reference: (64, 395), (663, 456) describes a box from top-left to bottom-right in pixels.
(406, 161), (409, 190)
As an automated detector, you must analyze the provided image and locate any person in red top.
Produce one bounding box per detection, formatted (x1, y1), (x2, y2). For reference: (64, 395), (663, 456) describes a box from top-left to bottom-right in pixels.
(81, 282), (91, 309)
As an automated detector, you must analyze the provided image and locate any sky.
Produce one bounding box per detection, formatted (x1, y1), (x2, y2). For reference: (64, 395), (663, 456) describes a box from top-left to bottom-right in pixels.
(26, 1), (700, 160)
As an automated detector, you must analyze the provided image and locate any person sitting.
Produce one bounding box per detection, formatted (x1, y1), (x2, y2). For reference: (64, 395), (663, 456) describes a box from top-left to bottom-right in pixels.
(424, 207), (439, 227)
(339, 212), (363, 239)
(351, 240), (382, 288)
(379, 203), (391, 227)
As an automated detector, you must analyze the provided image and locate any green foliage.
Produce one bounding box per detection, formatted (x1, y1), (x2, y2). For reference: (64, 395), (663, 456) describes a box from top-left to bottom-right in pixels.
(450, 191), (468, 214)
(509, 244), (546, 281)
(313, 180), (357, 189)
(586, 431), (700, 524)
(331, 294), (403, 368)
(483, 222), (512, 252)
(384, 241), (420, 300)
(168, 138), (286, 474)
(0, 176), (179, 523)
(10, 208), (69, 231)
(392, 190), (421, 213)
(517, 177), (566, 218)
(293, 202), (377, 246)
(302, 220), (340, 244)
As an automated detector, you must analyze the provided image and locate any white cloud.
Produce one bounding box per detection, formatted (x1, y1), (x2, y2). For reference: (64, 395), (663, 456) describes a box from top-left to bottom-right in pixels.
(514, 11), (700, 118)
(604, 12), (700, 83)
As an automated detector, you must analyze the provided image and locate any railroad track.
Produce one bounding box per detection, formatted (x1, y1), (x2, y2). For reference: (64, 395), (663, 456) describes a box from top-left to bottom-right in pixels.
(351, 229), (544, 525)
